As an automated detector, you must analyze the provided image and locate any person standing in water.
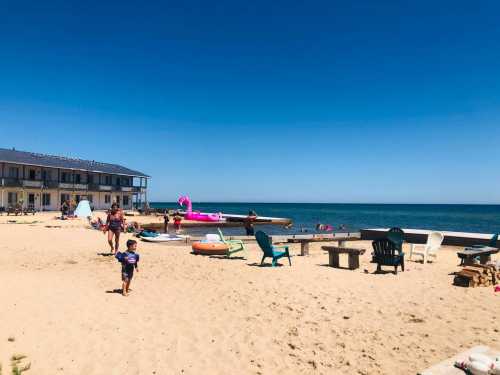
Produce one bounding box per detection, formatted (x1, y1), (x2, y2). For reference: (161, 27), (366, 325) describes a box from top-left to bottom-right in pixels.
(163, 210), (170, 233)
(173, 214), (182, 233)
(244, 210), (257, 236)
(106, 203), (124, 254)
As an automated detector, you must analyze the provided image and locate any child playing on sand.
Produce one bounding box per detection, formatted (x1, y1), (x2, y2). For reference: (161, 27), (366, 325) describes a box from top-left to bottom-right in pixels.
(115, 239), (140, 296)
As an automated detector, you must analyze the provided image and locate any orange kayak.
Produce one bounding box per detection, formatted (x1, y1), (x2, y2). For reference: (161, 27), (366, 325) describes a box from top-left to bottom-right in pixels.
(192, 241), (229, 255)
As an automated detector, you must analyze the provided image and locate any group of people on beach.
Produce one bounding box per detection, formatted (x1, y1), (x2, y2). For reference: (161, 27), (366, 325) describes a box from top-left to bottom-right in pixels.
(99, 203), (140, 296)
(98, 206), (258, 297)
(101, 205), (185, 296)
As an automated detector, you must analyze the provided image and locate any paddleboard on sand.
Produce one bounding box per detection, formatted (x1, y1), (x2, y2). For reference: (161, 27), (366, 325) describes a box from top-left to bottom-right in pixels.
(140, 234), (187, 242)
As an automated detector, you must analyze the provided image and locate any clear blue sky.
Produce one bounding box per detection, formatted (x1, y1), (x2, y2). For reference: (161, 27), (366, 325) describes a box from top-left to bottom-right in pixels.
(0, 0), (499, 203)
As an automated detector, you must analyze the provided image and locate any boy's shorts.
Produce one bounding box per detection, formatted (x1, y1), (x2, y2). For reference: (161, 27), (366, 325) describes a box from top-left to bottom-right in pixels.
(122, 268), (134, 281)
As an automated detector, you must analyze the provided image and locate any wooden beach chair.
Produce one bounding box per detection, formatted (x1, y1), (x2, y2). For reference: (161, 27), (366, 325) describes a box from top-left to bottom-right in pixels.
(371, 238), (405, 274)
(255, 231), (291, 267)
(409, 231), (444, 263)
(217, 228), (246, 258)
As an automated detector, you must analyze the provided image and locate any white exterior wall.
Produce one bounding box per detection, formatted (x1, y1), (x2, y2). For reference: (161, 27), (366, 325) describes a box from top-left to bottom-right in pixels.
(1, 163), (138, 211)
(0, 188), (133, 211)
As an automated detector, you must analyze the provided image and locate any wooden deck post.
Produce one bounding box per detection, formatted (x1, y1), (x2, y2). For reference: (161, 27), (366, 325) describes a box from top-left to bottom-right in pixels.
(301, 242), (309, 256)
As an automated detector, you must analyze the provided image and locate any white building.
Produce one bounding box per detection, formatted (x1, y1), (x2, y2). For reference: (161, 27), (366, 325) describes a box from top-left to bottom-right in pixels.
(0, 148), (149, 211)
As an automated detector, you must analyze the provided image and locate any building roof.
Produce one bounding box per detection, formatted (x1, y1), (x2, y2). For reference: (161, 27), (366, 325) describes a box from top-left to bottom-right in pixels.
(0, 148), (149, 178)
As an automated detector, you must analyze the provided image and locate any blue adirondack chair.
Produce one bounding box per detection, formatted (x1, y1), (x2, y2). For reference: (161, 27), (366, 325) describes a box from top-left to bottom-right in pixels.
(255, 231), (291, 267)
(387, 227), (405, 252)
(372, 238), (405, 274)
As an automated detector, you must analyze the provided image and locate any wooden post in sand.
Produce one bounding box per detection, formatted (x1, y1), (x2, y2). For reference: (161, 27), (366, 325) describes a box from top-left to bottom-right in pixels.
(301, 242), (309, 256)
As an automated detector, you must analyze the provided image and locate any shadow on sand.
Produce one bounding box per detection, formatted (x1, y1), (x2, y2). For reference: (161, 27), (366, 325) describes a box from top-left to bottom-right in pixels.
(247, 262), (286, 268)
(105, 289), (123, 294)
(97, 252), (115, 257)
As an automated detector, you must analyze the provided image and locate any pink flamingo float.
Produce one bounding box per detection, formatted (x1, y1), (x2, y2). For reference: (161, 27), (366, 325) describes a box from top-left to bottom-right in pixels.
(178, 195), (223, 222)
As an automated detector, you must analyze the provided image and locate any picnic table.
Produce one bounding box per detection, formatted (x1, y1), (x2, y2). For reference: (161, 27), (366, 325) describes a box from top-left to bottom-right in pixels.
(322, 246), (366, 270)
(457, 246), (499, 266)
(268, 232), (361, 256)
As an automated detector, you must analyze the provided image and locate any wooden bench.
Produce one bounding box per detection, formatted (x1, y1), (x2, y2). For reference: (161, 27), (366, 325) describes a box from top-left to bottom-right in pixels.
(269, 232), (361, 256)
(322, 246), (366, 270)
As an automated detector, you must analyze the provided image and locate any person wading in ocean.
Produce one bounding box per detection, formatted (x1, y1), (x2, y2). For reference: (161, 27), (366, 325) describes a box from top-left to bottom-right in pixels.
(244, 210), (257, 236)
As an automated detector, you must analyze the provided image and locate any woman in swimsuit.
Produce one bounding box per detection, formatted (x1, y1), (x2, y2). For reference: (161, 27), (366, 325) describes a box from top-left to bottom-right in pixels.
(106, 203), (125, 254)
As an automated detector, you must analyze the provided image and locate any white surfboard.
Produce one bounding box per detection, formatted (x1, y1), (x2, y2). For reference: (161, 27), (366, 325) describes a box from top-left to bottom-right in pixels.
(140, 234), (187, 242)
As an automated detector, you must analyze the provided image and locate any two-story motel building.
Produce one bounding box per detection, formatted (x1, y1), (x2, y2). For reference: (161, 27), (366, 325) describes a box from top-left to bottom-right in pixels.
(0, 148), (149, 211)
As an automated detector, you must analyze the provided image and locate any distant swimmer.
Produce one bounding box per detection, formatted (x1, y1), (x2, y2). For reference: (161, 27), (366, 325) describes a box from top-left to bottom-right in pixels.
(244, 210), (257, 236)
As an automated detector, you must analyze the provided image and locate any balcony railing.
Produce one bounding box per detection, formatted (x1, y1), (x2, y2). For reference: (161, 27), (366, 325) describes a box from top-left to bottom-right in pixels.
(22, 180), (43, 188)
(2, 178), (23, 187)
(44, 181), (59, 189)
(1, 178), (143, 192)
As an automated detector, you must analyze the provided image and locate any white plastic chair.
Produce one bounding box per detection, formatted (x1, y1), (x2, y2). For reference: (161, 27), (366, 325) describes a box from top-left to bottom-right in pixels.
(409, 231), (444, 263)
(205, 234), (222, 242)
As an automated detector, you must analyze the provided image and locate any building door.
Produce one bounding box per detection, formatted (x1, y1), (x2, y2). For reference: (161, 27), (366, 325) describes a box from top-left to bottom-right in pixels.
(42, 193), (51, 208)
(7, 192), (18, 206)
(116, 196), (120, 206)
(28, 193), (35, 207)
(75, 195), (81, 204)
(61, 193), (70, 205)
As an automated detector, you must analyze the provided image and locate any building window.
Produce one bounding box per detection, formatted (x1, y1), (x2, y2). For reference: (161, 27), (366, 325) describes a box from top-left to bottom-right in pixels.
(42, 170), (52, 181)
(105, 176), (111, 185)
(123, 196), (129, 206)
(104, 194), (111, 204)
(61, 172), (68, 182)
(75, 174), (81, 184)
(42, 193), (51, 206)
(29, 169), (36, 180)
(116, 177), (121, 186)
(8, 192), (18, 205)
(8, 167), (19, 178)
(88, 175), (93, 184)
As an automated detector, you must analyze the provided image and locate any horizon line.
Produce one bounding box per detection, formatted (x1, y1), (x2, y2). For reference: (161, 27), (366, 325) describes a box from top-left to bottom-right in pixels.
(148, 201), (500, 206)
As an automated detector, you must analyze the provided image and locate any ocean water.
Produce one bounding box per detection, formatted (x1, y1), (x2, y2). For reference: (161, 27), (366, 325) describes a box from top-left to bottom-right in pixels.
(150, 202), (500, 236)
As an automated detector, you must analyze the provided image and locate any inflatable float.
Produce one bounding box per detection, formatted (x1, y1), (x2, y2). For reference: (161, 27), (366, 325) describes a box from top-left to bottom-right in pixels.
(316, 224), (334, 232)
(141, 234), (186, 242)
(178, 195), (223, 222)
(192, 241), (229, 255)
(139, 230), (160, 238)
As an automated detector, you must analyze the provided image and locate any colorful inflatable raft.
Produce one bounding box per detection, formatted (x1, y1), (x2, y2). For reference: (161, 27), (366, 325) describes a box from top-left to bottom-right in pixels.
(192, 241), (229, 255)
(178, 195), (223, 222)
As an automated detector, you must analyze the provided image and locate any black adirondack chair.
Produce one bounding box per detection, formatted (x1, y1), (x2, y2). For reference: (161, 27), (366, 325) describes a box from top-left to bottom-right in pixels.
(387, 227), (405, 252)
(372, 238), (405, 274)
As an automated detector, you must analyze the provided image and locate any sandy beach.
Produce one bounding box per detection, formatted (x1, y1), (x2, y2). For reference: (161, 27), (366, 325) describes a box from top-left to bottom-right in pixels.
(0, 213), (498, 374)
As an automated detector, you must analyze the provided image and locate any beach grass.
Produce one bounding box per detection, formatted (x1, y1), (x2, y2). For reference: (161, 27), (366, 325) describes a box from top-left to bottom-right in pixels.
(10, 355), (30, 374)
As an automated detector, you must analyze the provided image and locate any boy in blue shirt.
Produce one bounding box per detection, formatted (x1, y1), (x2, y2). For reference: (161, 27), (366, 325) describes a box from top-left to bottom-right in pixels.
(116, 239), (140, 296)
